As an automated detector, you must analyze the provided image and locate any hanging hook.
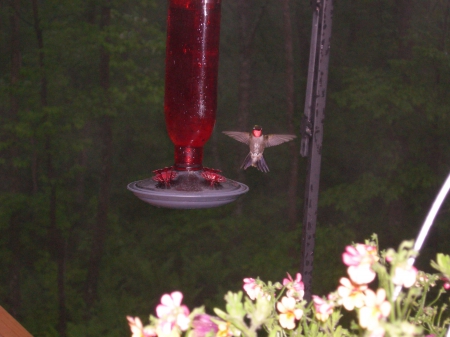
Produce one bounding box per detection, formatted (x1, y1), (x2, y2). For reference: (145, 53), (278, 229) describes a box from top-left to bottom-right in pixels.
(392, 172), (450, 300)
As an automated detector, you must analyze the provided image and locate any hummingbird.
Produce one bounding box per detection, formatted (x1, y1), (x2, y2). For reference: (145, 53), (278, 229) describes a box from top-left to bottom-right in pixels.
(223, 125), (296, 172)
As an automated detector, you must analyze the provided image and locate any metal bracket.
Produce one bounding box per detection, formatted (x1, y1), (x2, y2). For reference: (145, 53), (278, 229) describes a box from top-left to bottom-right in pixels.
(300, 116), (313, 157)
(311, 0), (321, 12)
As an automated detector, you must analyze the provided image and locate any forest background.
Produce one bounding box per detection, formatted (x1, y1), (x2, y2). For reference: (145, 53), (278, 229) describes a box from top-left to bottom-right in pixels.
(1, 0), (450, 336)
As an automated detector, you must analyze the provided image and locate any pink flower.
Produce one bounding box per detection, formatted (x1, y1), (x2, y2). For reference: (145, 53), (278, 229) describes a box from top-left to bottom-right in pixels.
(359, 289), (391, 331)
(127, 316), (144, 337)
(243, 278), (262, 300)
(277, 296), (303, 329)
(342, 244), (378, 267)
(156, 291), (190, 334)
(312, 295), (334, 322)
(127, 316), (156, 337)
(192, 314), (219, 337)
(337, 277), (368, 311)
(282, 273), (305, 301)
(441, 276), (450, 290)
(392, 265), (418, 288)
(342, 244), (378, 285)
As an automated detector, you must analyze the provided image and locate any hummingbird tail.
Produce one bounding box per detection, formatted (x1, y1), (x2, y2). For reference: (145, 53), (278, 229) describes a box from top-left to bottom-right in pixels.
(240, 153), (270, 172)
(256, 156), (269, 173)
(240, 153), (253, 170)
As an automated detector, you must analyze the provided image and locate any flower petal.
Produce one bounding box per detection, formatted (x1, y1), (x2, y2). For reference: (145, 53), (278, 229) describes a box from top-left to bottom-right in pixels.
(279, 313), (295, 330)
(348, 265), (376, 285)
(281, 296), (296, 310)
(160, 293), (174, 307)
(171, 291), (183, 306)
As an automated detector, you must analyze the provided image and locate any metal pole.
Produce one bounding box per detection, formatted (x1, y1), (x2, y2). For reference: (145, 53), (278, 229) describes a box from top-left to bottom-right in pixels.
(299, 0), (334, 301)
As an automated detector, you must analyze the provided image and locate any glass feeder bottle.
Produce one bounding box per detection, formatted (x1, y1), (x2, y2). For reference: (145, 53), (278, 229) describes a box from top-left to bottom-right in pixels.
(164, 0), (221, 171)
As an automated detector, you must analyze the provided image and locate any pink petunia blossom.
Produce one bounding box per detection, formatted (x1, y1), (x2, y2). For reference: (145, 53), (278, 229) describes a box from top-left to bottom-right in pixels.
(342, 244), (378, 285)
(156, 291), (190, 334)
(342, 244), (378, 267)
(276, 296), (303, 329)
(192, 314), (219, 337)
(282, 273), (305, 301)
(312, 295), (334, 322)
(243, 278), (263, 300)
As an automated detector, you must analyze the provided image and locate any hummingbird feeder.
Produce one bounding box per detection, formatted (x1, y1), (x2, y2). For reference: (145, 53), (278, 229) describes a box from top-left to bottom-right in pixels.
(127, 0), (249, 209)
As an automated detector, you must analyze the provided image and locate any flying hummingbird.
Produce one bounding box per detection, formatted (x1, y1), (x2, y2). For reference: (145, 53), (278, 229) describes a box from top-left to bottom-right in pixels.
(223, 125), (296, 172)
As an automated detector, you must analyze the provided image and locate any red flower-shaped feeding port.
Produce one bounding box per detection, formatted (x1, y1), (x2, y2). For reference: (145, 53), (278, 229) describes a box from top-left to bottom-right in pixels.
(201, 167), (226, 186)
(152, 167), (177, 187)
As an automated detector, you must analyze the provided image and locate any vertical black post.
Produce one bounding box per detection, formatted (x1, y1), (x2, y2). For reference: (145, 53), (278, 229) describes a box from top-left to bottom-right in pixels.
(299, 0), (333, 301)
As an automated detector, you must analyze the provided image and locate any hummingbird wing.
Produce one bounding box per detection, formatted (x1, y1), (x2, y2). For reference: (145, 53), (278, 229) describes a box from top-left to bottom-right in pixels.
(264, 134), (297, 148)
(222, 131), (251, 145)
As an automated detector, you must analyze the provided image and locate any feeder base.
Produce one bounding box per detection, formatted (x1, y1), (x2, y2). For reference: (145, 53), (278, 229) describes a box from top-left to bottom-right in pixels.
(127, 170), (249, 209)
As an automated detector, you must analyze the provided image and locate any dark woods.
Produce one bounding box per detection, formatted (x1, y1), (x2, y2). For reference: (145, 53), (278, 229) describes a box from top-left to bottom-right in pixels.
(1, 0), (450, 336)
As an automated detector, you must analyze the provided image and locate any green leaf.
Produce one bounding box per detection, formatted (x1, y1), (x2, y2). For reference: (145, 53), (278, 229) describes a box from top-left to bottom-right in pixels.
(431, 254), (450, 279)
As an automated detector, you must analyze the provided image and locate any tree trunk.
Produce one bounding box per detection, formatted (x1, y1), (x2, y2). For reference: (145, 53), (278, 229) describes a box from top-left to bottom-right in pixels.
(282, 0), (299, 229)
(84, 1), (112, 309)
(385, 0), (414, 235)
(394, 0), (413, 59)
(6, 0), (22, 320)
(31, 1), (67, 335)
(31, 0), (47, 106)
(10, 0), (20, 116)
